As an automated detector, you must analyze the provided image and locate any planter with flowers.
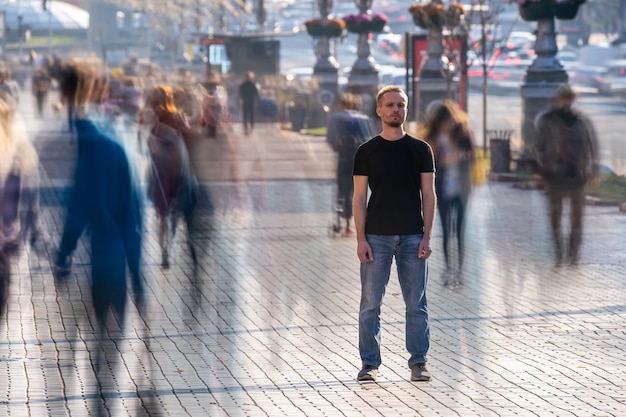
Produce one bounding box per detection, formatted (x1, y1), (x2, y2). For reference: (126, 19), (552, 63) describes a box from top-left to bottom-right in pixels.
(342, 12), (388, 34)
(304, 18), (346, 38)
(408, 2), (465, 30)
(554, 0), (585, 19)
(508, 0), (586, 22)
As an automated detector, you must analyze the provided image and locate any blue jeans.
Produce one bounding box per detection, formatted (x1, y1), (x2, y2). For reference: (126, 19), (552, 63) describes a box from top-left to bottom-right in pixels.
(359, 234), (430, 369)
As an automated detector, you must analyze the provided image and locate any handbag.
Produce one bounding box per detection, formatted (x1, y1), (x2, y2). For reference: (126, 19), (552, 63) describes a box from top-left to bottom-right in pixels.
(471, 150), (488, 186)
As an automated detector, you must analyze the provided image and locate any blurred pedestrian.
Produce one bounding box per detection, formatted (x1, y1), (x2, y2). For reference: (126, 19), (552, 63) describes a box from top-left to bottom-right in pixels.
(120, 76), (142, 123)
(142, 85), (198, 268)
(238, 71), (259, 135)
(420, 100), (477, 280)
(0, 70), (18, 110)
(0, 96), (42, 316)
(144, 84), (196, 150)
(352, 86), (436, 382)
(52, 64), (145, 413)
(31, 68), (51, 118)
(326, 92), (373, 235)
(198, 79), (228, 139)
(59, 62), (79, 133)
(534, 84), (599, 266)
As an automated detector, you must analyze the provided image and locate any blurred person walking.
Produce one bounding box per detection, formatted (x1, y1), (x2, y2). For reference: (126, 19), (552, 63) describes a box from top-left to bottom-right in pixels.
(0, 70), (18, 110)
(534, 84), (599, 266)
(31, 68), (51, 118)
(59, 62), (79, 134)
(238, 71), (259, 135)
(0, 96), (42, 316)
(142, 85), (198, 268)
(326, 92), (373, 235)
(120, 76), (142, 123)
(352, 86), (436, 382)
(52, 64), (145, 415)
(145, 84), (198, 150)
(420, 100), (477, 281)
(201, 76), (230, 139)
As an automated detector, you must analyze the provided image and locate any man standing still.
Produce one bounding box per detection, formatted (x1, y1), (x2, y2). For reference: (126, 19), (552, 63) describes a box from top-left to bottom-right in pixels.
(352, 86), (437, 382)
(238, 71), (259, 135)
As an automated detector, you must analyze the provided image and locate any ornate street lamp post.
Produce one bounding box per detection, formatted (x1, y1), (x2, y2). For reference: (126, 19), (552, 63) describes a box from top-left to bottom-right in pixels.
(417, 20), (451, 120)
(347, 0), (379, 100)
(313, 0), (340, 85)
(519, 3), (576, 170)
(409, 0), (464, 121)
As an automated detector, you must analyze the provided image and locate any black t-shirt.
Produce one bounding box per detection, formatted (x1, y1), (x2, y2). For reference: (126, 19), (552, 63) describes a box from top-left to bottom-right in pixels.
(353, 134), (435, 235)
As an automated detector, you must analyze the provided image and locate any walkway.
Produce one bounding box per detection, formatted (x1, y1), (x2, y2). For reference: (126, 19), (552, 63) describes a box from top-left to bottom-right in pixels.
(1, 90), (625, 416)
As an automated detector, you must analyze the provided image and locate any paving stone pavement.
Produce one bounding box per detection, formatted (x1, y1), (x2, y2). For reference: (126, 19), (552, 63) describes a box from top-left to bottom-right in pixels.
(1, 91), (626, 417)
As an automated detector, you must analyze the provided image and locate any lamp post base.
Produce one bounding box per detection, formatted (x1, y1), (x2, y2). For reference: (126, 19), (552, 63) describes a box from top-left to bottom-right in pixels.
(416, 77), (458, 122)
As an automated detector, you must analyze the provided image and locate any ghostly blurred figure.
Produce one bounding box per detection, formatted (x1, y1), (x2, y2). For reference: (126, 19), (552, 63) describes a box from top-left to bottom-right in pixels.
(52, 63), (145, 415)
(0, 96), (42, 316)
(534, 84), (599, 266)
(145, 84), (196, 149)
(326, 92), (373, 235)
(420, 100), (477, 281)
(238, 71), (259, 136)
(31, 68), (51, 118)
(142, 85), (198, 268)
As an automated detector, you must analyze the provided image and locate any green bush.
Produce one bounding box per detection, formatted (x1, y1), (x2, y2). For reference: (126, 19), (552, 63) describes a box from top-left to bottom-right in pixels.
(591, 173), (626, 201)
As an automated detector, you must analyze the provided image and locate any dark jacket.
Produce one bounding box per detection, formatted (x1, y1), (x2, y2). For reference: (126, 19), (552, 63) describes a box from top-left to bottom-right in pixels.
(534, 106), (598, 187)
(147, 121), (197, 219)
(239, 80), (259, 106)
(58, 118), (143, 294)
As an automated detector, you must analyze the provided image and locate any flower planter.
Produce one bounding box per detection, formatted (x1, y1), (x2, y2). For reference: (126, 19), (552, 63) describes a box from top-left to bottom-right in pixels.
(306, 25), (343, 37)
(412, 13), (441, 30)
(518, 2), (555, 21)
(346, 19), (386, 34)
(554, 3), (580, 20)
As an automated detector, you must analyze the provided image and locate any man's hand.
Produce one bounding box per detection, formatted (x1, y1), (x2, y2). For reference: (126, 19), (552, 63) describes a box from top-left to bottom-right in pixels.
(357, 240), (373, 263)
(418, 237), (432, 259)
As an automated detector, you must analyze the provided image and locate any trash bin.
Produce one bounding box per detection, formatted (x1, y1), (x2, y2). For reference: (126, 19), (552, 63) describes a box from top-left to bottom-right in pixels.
(488, 130), (514, 173)
(289, 101), (306, 131)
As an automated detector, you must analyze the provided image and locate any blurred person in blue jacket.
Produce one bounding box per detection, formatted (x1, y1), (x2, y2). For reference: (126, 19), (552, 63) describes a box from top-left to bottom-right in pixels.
(52, 61), (144, 340)
(52, 63), (145, 413)
(326, 92), (373, 235)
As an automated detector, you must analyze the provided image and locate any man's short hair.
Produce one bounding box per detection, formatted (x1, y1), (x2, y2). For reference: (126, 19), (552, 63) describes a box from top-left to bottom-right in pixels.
(376, 85), (407, 106)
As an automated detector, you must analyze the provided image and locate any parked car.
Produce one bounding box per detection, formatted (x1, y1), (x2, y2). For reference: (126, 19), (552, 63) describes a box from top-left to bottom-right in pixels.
(467, 54), (532, 90)
(597, 60), (626, 97)
(568, 65), (605, 92)
(556, 50), (579, 69)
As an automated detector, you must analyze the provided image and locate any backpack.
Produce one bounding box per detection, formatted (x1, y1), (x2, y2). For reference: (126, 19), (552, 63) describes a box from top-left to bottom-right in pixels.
(538, 109), (592, 186)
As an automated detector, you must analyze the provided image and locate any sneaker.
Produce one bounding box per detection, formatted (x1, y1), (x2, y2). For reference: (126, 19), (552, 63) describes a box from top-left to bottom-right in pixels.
(357, 365), (378, 382)
(410, 363), (431, 381)
(53, 253), (73, 281)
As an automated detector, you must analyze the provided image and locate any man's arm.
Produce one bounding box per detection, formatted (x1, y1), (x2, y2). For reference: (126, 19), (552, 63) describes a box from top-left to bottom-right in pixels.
(419, 172), (436, 259)
(353, 175), (372, 263)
